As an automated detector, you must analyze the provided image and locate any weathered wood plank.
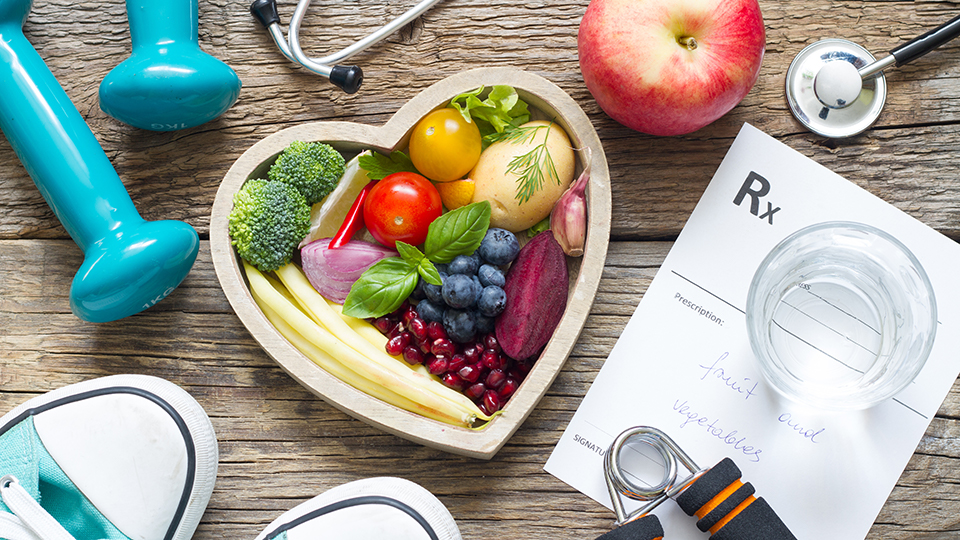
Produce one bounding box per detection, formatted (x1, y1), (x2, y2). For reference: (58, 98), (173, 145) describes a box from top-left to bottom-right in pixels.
(5, 1), (960, 242)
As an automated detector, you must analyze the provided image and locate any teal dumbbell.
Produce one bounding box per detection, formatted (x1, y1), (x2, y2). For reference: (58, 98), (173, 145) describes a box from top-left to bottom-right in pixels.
(99, 0), (241, 131)
(0, 0), (200, 322)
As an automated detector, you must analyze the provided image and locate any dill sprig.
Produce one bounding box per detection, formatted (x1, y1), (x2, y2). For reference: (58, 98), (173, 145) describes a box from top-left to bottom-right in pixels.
(486, 123), (560, 204)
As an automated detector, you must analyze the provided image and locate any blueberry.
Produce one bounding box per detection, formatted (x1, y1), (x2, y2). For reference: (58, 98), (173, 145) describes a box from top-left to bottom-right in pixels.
(478, 285), (507, 317)
(410, 277), (427, 301)
(415, 299), (444, 323)
(448, 252), (481, 275)
(424, 273), (445, 304)
(442, 274), (479, 309)
(434, 263), (449, 275)
(443, 308), (477, 343)
(475, 312), (495, 334)
(478, 264), (505, 288)
(471, 275), (482, 294)
(478, 228), (520, 265)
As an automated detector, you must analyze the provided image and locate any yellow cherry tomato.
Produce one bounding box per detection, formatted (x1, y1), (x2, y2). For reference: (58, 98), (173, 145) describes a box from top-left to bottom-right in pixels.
(408, 108), (482, 183)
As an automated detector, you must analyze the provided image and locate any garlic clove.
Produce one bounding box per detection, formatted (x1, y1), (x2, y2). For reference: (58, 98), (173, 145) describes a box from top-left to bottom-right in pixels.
(550, 161), (589, 257)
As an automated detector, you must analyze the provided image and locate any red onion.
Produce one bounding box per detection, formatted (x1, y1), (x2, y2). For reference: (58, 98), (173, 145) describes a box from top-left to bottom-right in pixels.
(300, 238), (397, 303)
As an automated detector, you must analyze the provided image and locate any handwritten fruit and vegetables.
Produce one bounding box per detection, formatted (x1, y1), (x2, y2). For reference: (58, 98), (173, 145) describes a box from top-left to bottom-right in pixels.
(228, 85), (589, 427)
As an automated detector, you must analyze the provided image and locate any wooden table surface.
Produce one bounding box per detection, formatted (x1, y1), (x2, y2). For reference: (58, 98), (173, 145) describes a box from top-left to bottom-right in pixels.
(3, 0), (960, 538)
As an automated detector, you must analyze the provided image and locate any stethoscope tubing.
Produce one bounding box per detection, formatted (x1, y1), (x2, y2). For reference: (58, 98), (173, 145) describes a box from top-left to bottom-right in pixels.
(888, 13), (960, 69)
(288, 0), (444, 75)
(252, 0), (443, 91)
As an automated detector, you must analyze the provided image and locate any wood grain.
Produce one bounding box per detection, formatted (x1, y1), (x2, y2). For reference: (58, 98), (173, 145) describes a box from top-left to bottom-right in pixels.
(2, 0), (960, 537)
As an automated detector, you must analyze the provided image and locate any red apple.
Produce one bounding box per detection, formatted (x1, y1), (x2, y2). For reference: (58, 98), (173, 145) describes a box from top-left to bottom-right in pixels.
(578, 0), (765, 136)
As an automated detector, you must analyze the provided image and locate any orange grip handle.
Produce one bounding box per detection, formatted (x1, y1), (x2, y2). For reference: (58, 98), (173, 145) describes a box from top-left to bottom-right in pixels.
(675, 458), (796, 540)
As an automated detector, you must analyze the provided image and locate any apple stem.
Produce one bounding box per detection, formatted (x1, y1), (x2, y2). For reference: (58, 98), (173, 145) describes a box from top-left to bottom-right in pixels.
(678, 36), (699, 51)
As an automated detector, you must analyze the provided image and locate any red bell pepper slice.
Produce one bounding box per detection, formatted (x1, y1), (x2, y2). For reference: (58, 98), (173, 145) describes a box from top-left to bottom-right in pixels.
(329, 180), (377, 249)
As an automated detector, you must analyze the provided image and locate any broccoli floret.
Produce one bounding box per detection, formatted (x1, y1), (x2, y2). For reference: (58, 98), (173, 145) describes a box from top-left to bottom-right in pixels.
(267, 141), (346, 205)
(229, 179), (311, 272)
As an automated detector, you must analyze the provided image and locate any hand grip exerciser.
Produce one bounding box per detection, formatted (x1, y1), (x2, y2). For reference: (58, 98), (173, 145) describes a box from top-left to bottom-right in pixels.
(596, 426), (796, 540)
(0, 0), (200, 322)
(99, 0), (241, 131)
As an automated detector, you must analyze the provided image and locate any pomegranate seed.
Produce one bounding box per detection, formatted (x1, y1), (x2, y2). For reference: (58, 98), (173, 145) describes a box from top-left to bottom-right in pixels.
(373, 317), (393, 334)
(483, 389), (502, 413)
(385, 334), (409, 356)
(463, 343), (482, 364)
(407, 317), (428, 342)
(485, 369), (506, 390)
(442, 373), (465, 391)
(498, 378), (519, 400)
(481, 349), (503, 371)
(515, 360), (532, 375)
(483, 333), (501, 353)
(458, 364), (482, 383)
(402, 308), (419, 327)
(387, 322), (405, 339)
(464, 383), (486, 400)
(478, 401), (492, 416)
(425, 321), (447, 341)
(431, 338), (456, 357)
(447, 353), (467, 374)
(402, 346), (424, 365)
(427, 355), (449, 375)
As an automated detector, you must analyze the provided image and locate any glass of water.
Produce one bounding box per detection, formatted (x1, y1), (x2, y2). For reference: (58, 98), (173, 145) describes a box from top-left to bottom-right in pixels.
(746, 221), (937, 411)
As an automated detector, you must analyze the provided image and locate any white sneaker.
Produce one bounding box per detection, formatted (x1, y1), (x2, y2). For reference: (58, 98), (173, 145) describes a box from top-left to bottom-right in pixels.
(0, 374), (218, 540)
(254, 477), (462, 540)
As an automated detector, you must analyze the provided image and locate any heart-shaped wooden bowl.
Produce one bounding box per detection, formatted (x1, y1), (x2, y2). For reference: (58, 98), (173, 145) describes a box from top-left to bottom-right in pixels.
(210, 67), (611, 459)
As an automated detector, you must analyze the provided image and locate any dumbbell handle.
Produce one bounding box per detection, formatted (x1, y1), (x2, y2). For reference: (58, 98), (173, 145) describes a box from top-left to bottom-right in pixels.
(0, 0), (199, 321)
(127, 0), (195, 48)
(676, 458), (796, 540)
(0, 1), (138, 249)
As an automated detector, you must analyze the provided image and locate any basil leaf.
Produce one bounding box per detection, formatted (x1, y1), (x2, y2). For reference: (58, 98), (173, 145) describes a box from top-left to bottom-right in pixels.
(395, 241), (424, 265)
(424, 201), (491, 264)
(342, 257), (419, 318)
(393, 241), (440, 285)
(418, 258), (441, 286)
(358, 151), (419, 180)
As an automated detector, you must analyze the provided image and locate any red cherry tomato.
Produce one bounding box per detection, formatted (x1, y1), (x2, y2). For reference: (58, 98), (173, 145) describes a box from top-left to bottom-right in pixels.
(363, 172), (442, 248)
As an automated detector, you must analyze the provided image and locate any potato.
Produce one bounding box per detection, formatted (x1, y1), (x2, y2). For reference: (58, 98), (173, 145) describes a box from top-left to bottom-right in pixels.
(469, 120), (575, 232)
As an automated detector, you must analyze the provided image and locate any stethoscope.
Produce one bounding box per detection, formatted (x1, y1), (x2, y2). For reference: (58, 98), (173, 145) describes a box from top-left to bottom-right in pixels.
(250, 0), (444, 94)
(786, 13), (960, 138)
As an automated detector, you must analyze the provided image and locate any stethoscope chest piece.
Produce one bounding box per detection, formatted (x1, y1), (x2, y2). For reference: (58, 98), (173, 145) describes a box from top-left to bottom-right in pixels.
(786, 39), (887, 138)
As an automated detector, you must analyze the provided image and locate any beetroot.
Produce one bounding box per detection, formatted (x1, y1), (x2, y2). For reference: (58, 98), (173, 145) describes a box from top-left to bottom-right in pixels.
(495, 231), (568, 360)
